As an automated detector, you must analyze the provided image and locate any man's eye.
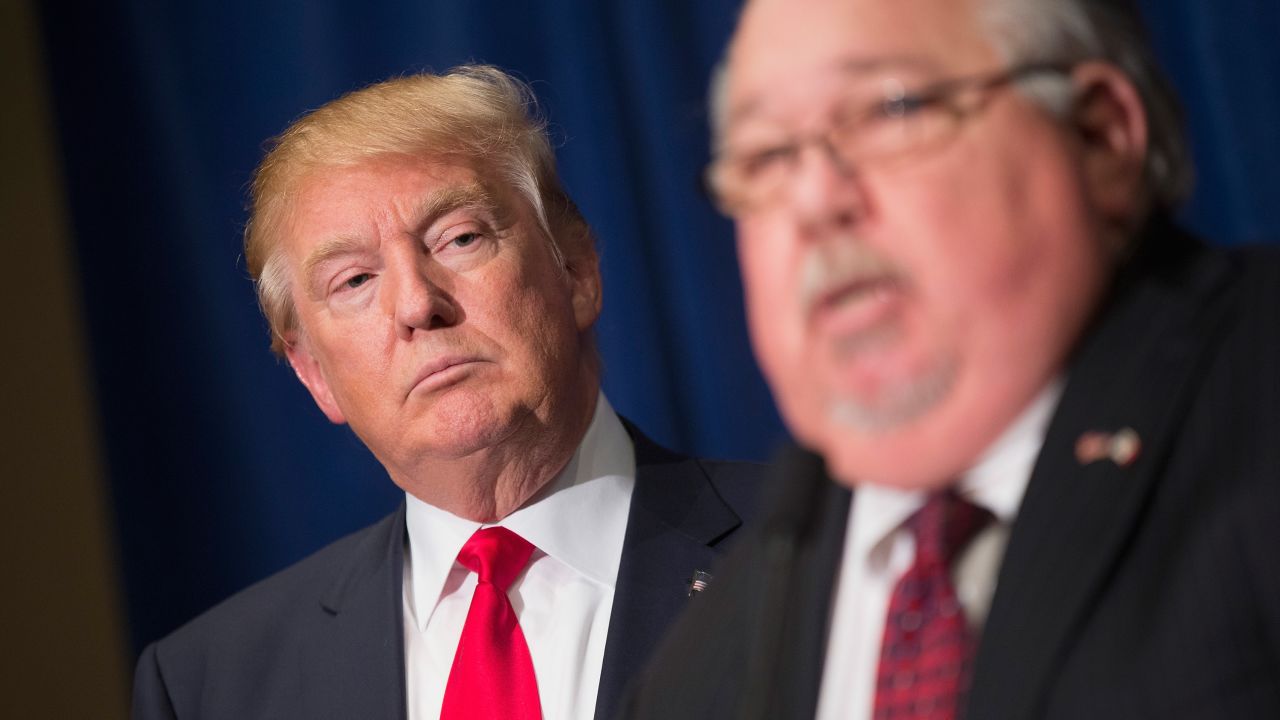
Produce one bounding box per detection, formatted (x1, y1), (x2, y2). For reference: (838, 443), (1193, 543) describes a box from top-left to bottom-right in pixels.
(881, 93), (935, 118)
(343, 273), (372, 290)
(433, 228), (487, 254)
(738, 146), (795, 178)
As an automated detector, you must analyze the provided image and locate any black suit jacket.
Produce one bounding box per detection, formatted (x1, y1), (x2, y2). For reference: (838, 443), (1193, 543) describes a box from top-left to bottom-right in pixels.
(621, 228), (1280, 719)
(132, 424), (766, 720)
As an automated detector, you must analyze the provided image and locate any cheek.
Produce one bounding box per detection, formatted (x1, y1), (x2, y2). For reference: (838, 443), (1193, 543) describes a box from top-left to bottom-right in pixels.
(737, 225), (797, 366)
(736, 222), (828, 432)
(326, 314), (397, 376)
(484, 264), (579, 368)
(886, 141), (1107, 391)
(888, 143), (1090, 319)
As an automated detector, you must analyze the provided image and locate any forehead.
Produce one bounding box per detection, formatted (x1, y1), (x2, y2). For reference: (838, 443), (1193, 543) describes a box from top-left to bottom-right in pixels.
(292, 154), (481, 215)
(725, 0), (1000, 126)
(282, 155), (491, 243)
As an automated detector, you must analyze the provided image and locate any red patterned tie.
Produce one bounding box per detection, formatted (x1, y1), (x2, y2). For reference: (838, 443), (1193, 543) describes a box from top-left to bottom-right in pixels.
(873, 490), (994, 720)
(440, 527), (541, 720)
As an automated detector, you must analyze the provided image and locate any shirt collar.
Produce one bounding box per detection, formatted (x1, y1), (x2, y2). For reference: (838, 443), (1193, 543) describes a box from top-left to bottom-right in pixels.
(403, 391), (636, 631)
(959, 376), (1064, 523)
(849, 377), (1065, 566)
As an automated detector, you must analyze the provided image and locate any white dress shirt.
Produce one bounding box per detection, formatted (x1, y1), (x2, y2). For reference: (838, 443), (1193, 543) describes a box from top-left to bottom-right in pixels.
(815, 380), (1064, 720)
(401, 392), (636, 720)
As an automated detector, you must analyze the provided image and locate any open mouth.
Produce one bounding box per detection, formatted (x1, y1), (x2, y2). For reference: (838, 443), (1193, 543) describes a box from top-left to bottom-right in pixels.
(810, 275), (902, 333)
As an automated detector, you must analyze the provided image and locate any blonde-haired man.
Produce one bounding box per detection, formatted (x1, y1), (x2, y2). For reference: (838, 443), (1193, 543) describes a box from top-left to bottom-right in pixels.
(132, 66), (764, 720)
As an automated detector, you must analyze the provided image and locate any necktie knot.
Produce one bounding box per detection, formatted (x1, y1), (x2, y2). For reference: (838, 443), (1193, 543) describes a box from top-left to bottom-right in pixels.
(908, 489), (993, 568)
(457, 526), (535, 593)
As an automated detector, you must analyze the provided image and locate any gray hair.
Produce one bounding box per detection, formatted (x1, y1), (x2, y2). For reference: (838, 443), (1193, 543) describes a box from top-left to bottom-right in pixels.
(980, 0), (1191, 210)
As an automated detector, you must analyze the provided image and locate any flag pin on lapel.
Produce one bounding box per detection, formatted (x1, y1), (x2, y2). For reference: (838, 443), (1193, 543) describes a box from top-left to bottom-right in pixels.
(687, 570), (713, 597)
(1075, 427), (1141, 467)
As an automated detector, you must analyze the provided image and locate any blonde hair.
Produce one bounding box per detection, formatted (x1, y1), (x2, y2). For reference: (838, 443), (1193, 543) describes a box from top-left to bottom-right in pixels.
(244, 65), (591, 355)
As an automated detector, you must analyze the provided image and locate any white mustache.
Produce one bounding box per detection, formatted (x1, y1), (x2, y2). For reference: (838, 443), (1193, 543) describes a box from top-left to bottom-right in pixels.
(799, 238), (902, 315)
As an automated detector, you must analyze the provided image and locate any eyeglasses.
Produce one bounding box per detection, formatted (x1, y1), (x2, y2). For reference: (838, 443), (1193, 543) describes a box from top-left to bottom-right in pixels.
(703, 62), (1072, 216)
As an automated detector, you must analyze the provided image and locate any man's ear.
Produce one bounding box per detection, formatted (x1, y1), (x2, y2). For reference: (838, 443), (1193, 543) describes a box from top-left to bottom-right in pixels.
(1069, 61), (1149, 228)
(284, 335), (347, 424)
(564, 236), (603, 332)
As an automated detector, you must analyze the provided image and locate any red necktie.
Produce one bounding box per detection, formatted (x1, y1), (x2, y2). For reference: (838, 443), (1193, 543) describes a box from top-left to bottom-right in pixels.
(440, 527), (541, 720)
(873, 490), (994, 720)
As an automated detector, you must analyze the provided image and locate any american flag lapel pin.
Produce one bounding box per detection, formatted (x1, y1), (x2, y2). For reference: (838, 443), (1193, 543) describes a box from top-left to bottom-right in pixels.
(687, 570), (714, 597)
(1075, 427), (1142, 467)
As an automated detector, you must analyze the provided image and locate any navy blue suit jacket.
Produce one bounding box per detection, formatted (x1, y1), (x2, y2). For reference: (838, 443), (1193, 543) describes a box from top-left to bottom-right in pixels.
(132, 423), (766, 719)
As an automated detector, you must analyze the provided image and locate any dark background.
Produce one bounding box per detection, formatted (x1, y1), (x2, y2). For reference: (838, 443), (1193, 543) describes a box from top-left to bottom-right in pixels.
(11, 1), (1279, 715)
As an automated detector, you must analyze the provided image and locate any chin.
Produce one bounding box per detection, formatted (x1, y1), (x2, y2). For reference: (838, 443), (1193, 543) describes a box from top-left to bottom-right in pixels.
(815, 396), (963, 491)
(418, 394), (516, 453)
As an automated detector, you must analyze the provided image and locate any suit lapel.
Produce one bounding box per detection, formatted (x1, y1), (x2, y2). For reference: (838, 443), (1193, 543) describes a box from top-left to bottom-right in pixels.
(306, 503), (408, 720)
(762, 449), (853, 718)
(968, 234), (1237, 720)
(594, 424), (746, 720)
(296, 427), (743, 720)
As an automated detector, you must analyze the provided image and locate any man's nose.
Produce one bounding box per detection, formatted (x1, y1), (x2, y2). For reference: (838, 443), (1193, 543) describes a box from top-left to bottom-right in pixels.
(388, 254), (459, 340)
(788, 139), (869, 238)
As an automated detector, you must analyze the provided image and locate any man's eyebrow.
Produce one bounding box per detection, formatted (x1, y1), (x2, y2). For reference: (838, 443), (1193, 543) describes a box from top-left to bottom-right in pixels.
(723, 55), (939, 131)
(301, 235), (366, 298)
(413, 181), (504, 234)
(834, 55), (937, 76)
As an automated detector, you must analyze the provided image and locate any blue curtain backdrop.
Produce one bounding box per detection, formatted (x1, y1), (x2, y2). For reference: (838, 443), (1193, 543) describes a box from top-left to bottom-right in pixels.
(36, 0), (1280, 655)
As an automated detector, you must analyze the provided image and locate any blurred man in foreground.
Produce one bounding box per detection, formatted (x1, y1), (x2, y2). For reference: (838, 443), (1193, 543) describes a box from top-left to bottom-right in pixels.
(131, 65), (764, 720)
(624, 0), (1280, 717)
